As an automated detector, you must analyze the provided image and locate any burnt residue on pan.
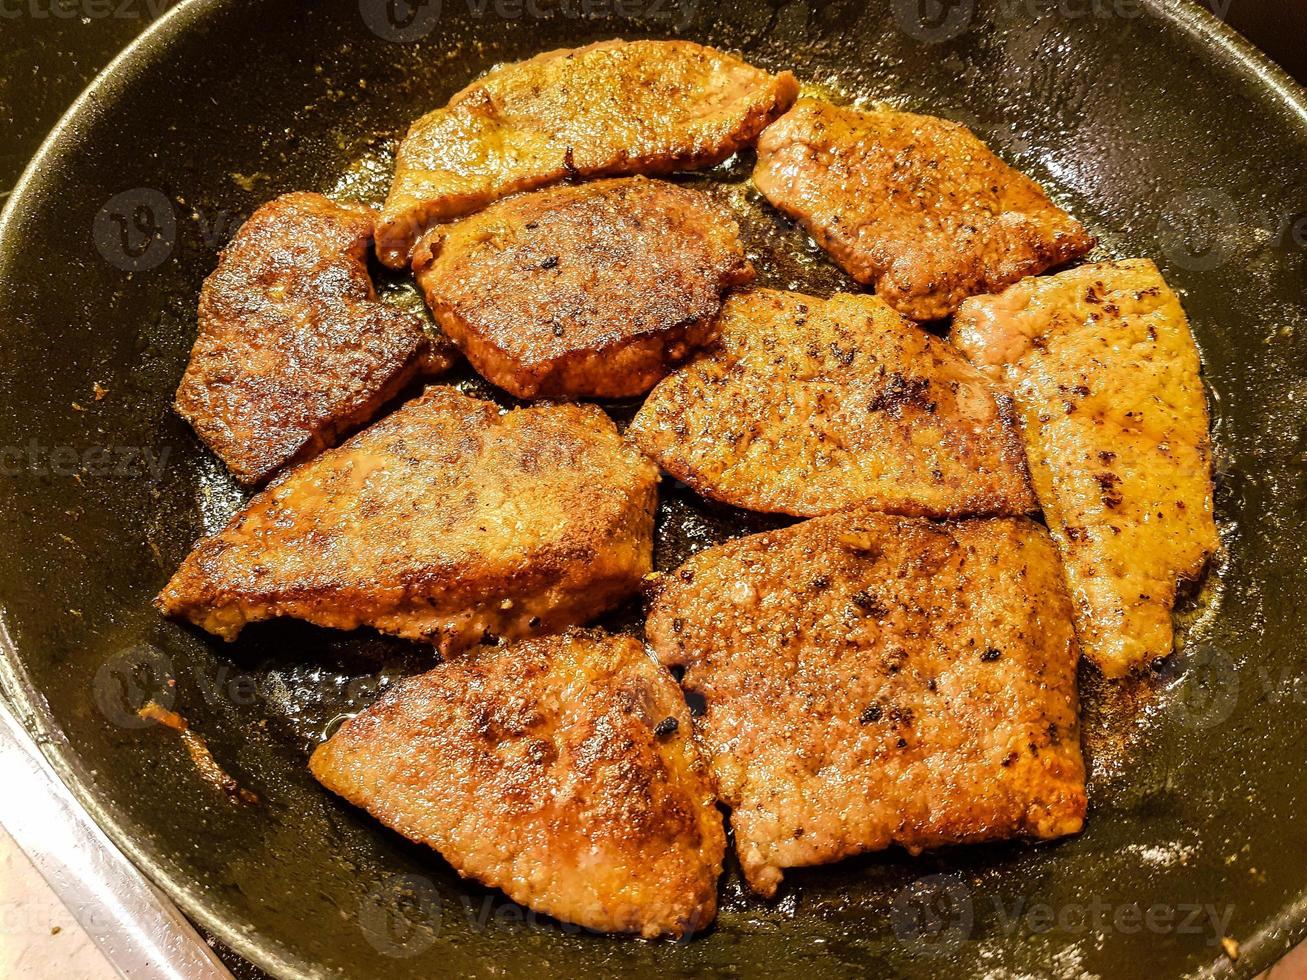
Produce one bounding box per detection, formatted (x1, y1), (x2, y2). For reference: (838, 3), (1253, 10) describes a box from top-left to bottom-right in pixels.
(0, 1), (1305, 978)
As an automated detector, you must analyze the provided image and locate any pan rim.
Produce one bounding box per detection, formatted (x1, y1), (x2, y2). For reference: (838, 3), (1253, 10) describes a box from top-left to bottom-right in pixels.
(0, 1), (1304, 977)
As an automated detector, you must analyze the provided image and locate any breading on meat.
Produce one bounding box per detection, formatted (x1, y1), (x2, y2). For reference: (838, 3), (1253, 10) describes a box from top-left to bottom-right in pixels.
(953, 259), (1219, 677)
(753, 99), (1095, 320)
(629, 289), (1036, 518)
(174, 192), (445, 486)
(310, 629), (725, 938)
(377, 39), (798, 267)
(412, 177), (754, 399)
(156, 387), (658, 655)
(645, 508), (1086, 897)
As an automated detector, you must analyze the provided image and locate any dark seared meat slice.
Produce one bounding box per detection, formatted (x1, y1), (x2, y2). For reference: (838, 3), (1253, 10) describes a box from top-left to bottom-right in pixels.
(377, 39), (798, 267)
(953, 259), (1219, 677)
(310, 630), (724, 938)
(645, 508), (1086, 896)
(629, 289), (1035, 518)
(175, 192), (445, 486)
(412, 177), (754, 399)
(753, 99), (1095, 320)
(156, 387), (658, 654)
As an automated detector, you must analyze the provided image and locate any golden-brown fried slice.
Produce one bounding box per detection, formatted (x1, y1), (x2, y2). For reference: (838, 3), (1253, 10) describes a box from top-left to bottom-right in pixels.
(377, 40), (798, 267)
(175, 192), (444, 486)
(629, 289), (1035, 518)
(412, 177), (754, 400)
(310, 630), (725, 938)
(953, 259), (1218, 677)
(753, 99), (1095, 321)
(646, 509), (1086, 897)
(157, 387), (657, 654)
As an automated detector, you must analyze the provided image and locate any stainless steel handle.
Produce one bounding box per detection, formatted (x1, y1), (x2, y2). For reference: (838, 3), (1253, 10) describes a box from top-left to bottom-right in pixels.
(0, 698), (233, 980)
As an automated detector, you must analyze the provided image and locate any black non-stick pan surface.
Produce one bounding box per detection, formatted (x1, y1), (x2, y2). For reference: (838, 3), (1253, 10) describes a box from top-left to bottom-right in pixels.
(1, 0), (1305, 976)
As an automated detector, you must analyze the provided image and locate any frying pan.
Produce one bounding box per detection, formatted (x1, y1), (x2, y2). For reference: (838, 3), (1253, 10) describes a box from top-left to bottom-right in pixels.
(1, 0), (1305, 976)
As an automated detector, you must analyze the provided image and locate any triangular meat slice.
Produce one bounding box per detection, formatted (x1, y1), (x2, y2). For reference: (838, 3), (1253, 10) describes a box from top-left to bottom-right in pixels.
(311, 630), (725, 938)
(629, 289), (1036, 518)
(377, 39), (798, 267)
(175, 192), (450, 486)
(645, 508), (1086, 897)
(157, 387), (658, 654)
(953, 259), (1218, 677)
(754, 99), (1095, 320)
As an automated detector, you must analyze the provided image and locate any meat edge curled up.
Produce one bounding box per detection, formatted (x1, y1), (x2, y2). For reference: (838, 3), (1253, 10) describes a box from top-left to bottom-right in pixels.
(953, 258), (1219, 677)
(412, 177), (755, 400)
(156, 387), (658, 654)
(175, 191), (436, 486)
(377, 39), (799, 268)
(753, 99), (1096, 320)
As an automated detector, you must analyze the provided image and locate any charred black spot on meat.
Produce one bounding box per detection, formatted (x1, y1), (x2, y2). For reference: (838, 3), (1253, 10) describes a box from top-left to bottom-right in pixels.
(850, 588), (889, 618)
(867, 373), (935, 418)
(1096, 471), (1124, 509)
(654, 716), (680, 738)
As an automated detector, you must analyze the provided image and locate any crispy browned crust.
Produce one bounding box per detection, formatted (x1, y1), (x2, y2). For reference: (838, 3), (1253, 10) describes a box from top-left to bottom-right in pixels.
(156, 387), (658, 653)
(629, 289), (1036, 518)
(953, 259), (1219, 677)
(645, 509), (1086, 896)
(377, 39), (799, 268)
(174, 192), (438, 486)
(309, 630), (725, 938)
(753, 99), (1096, 321)
(412, 177), (754, 400)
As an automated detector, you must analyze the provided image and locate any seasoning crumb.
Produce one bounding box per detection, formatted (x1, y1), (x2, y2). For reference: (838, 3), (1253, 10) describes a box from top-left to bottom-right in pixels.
(653, 716), (679, 738)
(93, 382), (109, 401)
(1220, 936), (1239, 961)
(138, 701), (259, 805)
(50, 926), (61, 936)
